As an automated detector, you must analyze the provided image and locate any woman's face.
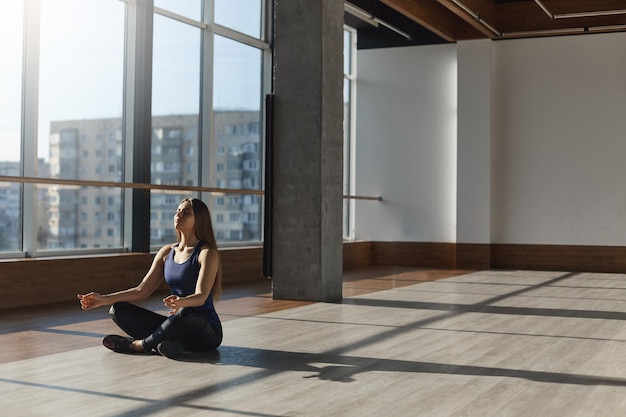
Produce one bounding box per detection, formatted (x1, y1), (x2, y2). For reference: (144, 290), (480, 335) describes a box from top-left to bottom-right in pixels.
(174, 201), (195, 231)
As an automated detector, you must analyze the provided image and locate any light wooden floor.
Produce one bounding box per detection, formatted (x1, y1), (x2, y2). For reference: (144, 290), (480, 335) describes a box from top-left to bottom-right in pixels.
(3, 267), (626, 416)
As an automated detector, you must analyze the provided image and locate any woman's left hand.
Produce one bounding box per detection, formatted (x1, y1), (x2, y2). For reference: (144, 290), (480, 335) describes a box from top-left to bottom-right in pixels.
(163, 294), (182, 314)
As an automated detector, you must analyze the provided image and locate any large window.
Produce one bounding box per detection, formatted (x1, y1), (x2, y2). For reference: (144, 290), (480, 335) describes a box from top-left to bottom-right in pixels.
(1, 0), (270, 258)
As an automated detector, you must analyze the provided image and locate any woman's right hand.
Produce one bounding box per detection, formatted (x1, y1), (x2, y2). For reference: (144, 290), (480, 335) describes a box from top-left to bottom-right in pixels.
(77, 292), (104, 310)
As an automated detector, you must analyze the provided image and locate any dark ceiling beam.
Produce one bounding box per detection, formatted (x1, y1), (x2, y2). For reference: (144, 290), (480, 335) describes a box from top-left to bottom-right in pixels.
(436, 0), (499, 39)
(380, 0), (480, 42)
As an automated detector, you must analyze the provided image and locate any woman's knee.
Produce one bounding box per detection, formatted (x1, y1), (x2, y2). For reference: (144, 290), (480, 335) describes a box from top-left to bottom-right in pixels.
(108, 301), (131, 320)
(171, 307), (196, 321)
(177, 307), (194, 317)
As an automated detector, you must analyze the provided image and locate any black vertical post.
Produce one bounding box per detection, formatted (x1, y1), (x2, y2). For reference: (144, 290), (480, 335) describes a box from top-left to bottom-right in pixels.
(263, 94), (274, 278)
(130, 0), (153, 253)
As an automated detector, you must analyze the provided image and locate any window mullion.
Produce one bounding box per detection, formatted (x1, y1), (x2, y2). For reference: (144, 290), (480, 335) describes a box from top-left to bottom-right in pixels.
(22, 0), (41, 256)
(200, 0), (215, 203)
(124, 0), (154, 252)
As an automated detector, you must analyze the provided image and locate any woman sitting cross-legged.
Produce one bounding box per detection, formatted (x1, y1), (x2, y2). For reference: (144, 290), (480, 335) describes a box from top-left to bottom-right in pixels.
(77, 197), (222, 359)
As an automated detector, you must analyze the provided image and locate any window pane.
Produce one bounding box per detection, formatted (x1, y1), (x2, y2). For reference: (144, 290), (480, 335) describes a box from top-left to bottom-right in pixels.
(0, 0), (23, 164)
(150, 192), (261, 246)
(151, 14), (201, 246)
(152, 14), (201, 121)
(344, 30), (352, 75)
(0, 1), (23, 252)
(343, 78), (352, 240)
(213, 36), (262, 113)
(0, 180), (21, 252)
(151, 114), (200, 187)
(150, 191), (187, 246)
(213, 36), (263, 243)
(154, 0), (201, 21)
(209, 193), (261, 243)
(39, 0), (125, 170)
(213, 111), (262, 191)
(343, 29), (356, 240)
(37, 0), (125, 251)
(37, 184), (124, 250)
(214, 0), (263, 39)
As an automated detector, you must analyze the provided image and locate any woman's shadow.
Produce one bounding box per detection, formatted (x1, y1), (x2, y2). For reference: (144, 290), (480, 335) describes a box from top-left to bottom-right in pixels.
(169, 345), (358, 382)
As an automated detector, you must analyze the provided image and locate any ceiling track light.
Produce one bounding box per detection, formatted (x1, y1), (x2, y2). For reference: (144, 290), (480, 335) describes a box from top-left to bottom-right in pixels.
(502, 27), (586, 38)
(534, 0), (553, 19)
(375, 18), (412, 40)
(534, 0), (626, 20)
(589, 24), (626, 32)
(344, 3), (378, 27)
(478, 18), (501, 38)
(450, 0), (502, 37)
(554, 9), (626, 20)
(344, 2), (411, 40)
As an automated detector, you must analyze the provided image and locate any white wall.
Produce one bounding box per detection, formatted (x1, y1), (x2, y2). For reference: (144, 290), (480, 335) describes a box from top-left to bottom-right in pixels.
(354, 44), (457, 242)
(355, 32), (626, 246)
(492, 32), (626, 245)
(457, 40), (493, 244)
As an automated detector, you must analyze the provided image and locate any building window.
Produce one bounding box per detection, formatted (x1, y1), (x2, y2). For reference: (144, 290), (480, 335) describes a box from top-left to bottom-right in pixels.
(248, 122), (260, 134)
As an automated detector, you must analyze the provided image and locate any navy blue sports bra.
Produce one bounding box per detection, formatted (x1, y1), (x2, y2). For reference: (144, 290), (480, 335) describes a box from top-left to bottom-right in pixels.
(164, 242), (220, 326)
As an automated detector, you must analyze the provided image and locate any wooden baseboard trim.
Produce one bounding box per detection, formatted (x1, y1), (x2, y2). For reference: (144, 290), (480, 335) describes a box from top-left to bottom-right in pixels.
(491, 243), (626, 273)
(368, 242), (626, 273)
(343, 241), (373, 270)
(456, 243), (490, 269)
(372, 241), (456, 268)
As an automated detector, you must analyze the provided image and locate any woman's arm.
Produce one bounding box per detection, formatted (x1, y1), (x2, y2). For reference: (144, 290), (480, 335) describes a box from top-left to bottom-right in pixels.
(163, 246), (218, 313)
(77, 245), (173, 310)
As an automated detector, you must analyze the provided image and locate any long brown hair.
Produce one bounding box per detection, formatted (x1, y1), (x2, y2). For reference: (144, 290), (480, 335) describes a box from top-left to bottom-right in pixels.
(176, 197), (222, 301)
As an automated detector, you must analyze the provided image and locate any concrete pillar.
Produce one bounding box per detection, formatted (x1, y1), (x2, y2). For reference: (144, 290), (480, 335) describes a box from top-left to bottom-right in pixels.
(271, 0), (344, 301)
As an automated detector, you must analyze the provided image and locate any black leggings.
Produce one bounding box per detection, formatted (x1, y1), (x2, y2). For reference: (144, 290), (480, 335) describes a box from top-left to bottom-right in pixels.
(109, 302), (222, 353)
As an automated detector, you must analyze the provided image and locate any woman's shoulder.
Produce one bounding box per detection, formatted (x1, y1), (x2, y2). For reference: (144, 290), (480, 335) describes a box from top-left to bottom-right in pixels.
(157, 243), (176, 257)
(198, 243), (218, 259)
